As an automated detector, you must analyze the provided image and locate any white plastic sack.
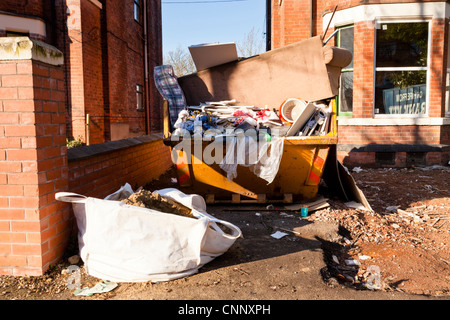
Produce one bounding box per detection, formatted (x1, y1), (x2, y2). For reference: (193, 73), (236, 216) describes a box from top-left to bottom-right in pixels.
(55, 185), (242, 283)
(219, 135), (284, 184)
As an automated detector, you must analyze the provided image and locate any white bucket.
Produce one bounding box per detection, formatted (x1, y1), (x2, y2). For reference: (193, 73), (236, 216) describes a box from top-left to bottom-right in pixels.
(280, 98), (307, 123)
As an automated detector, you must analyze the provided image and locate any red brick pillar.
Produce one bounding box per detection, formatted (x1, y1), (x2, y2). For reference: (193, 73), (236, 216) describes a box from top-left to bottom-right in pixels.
(428, 18), (447, 118)
(353, 21), (375, 118)
(0, 37), (71, 276)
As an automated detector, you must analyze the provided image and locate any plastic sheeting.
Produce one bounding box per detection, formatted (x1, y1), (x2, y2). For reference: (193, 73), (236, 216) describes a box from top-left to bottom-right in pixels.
(219, 134), (284, 184)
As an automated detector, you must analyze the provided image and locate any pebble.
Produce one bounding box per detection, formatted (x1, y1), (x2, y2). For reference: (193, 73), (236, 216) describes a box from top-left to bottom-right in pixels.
(68, 255), (80, 265)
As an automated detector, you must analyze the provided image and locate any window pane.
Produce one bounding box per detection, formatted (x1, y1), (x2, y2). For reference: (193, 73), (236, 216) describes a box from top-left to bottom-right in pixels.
(338, 26), (354, 114)
(339, 27), (354, 69)
(376, 22), (428, 68)
(136, 85), (143, 110)
(340, 71), (353, 113)
(375, 71), (426, 114)
(134, 1), (141, 22)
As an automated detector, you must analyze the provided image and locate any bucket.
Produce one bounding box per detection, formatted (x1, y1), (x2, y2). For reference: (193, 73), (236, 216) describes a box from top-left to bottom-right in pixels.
(279, 98), (307, 124)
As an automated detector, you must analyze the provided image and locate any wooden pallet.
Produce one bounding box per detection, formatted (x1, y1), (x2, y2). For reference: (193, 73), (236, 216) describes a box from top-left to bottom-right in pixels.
(205, 193), (293, 204)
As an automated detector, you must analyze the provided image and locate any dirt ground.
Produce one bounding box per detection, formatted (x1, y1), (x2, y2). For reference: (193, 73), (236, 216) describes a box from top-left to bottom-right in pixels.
(0, 164), (449, 303)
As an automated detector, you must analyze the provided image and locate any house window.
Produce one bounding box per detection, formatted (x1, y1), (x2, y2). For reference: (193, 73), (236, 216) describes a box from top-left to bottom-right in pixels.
(337, 25), (354, 116)
(374, 22), (429, 115)
(134, 0), (141, 23)
(136, 84), (143, 110)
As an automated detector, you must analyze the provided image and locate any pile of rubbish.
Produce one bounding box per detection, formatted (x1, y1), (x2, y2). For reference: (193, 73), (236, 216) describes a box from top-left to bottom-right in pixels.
(121, 189), (196, 219)
(171, 98), (333, 140)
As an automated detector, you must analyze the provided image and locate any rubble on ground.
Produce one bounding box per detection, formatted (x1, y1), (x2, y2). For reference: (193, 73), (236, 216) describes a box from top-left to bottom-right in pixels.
(308, 166), (450, 295)
(121, 189), (196, 219)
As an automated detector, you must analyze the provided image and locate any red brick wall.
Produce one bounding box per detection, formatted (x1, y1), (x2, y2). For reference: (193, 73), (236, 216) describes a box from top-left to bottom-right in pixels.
(147, 0), (164, 133)
(103, 0), (147, 137)
(338, 125), (443, 145)
(67, 136), (172, 198)
(81, 0), (105, 144)
(337, 150), (449, 167)
(64, 0), (87, 142)
(271, 0), (313, 49)
(1, 51), (171, 276)
(353, 21), (375, 118)
(0, 0), (50, 19)
(429, 18), (447, 117)
(0, 58), (70, 276)
(2, 0), (164, 143)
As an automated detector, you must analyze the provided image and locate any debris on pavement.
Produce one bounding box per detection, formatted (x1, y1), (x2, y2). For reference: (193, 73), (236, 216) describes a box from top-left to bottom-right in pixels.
(309, 166), (450, 295)
(271, 231), (289, 239)
(73, 281), (118, 297)
(1, 166), (448, 299)
(284, 197), (330, 212)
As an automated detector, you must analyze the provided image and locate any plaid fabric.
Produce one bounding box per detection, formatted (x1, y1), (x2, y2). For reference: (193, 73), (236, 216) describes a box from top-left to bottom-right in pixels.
(154, 65), (187, 129)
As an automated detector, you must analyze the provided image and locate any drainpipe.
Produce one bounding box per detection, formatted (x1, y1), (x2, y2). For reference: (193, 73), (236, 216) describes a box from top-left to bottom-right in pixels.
(310, 0), (313, 38)
(266, 0), (271, 51)
(143, 0), (150, 134)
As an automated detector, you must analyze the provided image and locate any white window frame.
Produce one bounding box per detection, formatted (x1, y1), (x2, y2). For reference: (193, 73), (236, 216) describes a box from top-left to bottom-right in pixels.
(373, 19), (431, 118)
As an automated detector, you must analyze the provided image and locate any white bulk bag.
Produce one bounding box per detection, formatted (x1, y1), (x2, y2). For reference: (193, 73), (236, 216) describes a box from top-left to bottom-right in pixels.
(55, 185), (242, 283)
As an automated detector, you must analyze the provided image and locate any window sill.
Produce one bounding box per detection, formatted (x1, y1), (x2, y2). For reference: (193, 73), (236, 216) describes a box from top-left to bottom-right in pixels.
(337, 117), (450, 126)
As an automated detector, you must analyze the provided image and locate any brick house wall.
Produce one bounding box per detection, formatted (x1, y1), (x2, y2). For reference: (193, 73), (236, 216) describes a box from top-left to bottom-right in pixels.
(0, 2), (170, 276)
(67, 134), (172, 199)
(0, 0), (52, 19)
(103, 0), (147, 140)
(0, 37), (172, 276)
(1, 0), (164, 144)
(271, 0), (450, 167)
(81, 0), (105, 143)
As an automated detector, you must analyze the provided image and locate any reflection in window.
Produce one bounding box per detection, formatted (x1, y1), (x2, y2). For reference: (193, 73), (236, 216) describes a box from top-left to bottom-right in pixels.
(136, 84), (143, 110)
(337, 26), (354, 115)
(375, 22), (428, 115)
(134, 0), (141, 23)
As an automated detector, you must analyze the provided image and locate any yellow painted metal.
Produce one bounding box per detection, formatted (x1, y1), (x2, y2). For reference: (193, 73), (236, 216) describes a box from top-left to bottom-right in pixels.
(190, 153), (258, 199)
(163, 100), (170, 139)
(171, 149), (192, 187)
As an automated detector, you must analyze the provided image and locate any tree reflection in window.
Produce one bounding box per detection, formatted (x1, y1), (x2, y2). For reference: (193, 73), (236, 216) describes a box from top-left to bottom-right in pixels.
(375, 22), (428, 115)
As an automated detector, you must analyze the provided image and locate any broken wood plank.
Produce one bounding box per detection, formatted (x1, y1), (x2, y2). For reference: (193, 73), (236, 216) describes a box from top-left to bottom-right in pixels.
(283, 193), (293, 203)
(257, 194), (266, 203)
(284, 197), (329, 211)
(206, 194), (215, 204)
